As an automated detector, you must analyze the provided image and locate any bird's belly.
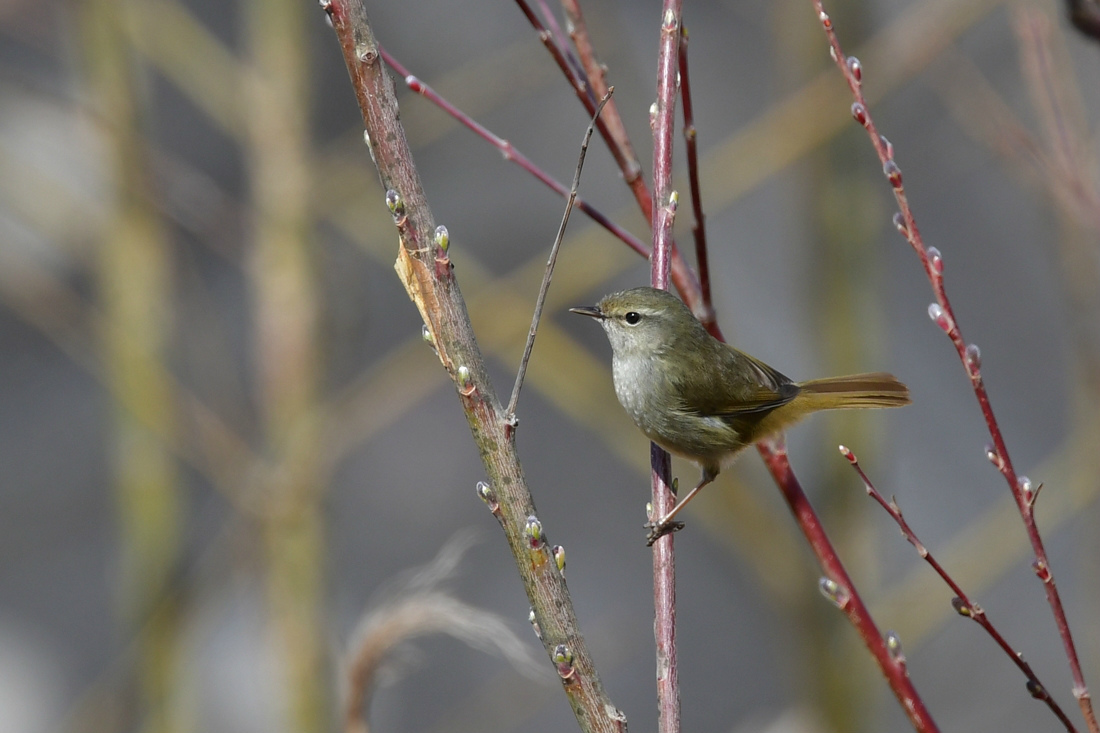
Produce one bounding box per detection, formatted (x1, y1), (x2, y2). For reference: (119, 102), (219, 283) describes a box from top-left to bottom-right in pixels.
(612, 359), (747, 469)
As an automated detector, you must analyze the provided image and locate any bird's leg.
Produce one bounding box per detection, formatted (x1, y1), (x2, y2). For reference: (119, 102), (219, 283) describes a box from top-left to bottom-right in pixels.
(645, 469), (717, 545)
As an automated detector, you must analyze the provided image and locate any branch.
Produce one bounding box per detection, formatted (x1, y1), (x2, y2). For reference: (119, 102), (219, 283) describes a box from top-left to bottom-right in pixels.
(507, 90), (614, 419)
(649, 6), (681, 733)
(809, 2), (1097, 730)
(380, 50), (650, 261)
(323, 3), (625, 731)
(840, 446), (1078, 733)
(757, 441), (939, 732)
(676, 25), (715, 327)
(518, 0), (704, 316)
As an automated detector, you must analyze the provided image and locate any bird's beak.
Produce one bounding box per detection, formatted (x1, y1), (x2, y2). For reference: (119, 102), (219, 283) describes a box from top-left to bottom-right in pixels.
(569, 305), (605, 319)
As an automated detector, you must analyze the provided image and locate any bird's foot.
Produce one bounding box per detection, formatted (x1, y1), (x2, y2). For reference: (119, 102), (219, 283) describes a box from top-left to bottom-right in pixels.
(644, 518), (685, 546)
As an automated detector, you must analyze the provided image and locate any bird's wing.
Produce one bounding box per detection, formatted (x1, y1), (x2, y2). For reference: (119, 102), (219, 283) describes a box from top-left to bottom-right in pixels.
(676, 346), (801, 418)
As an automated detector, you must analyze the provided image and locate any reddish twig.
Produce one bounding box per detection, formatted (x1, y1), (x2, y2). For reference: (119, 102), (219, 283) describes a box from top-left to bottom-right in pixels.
(810, 3), (1097, 730)
(840, 445), (1079, 733)
(534, 0), (589, 92)
(517, 0), (644, 208)
(676, 25), (715, 329)
(379, 49), (649, 261)
(649, 6), (682, 733)
(517, 0), (704, 316)
(758, 441), (939, 732)
(561, 0), (643, 193)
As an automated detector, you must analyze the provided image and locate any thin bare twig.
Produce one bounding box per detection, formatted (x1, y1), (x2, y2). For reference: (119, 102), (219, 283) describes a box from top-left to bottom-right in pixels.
(506, 89), (614, 421)
(676, 25), (715, 328)
(840, 446), (1078, 733)
(810, 2), (1097, 729)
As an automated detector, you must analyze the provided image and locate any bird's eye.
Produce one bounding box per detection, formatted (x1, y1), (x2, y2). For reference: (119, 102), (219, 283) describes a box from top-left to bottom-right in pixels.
(624, 311), (641, 325)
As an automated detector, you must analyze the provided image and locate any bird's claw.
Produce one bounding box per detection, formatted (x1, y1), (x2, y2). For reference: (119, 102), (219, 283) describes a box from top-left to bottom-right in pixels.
(644, 519), (685, 546)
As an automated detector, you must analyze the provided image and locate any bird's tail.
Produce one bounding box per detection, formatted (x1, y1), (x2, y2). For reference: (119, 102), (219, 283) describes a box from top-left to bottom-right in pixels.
(797, 372), (911, 409)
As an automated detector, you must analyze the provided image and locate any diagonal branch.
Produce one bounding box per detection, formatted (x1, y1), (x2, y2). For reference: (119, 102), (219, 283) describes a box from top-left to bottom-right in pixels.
(518, 0), (704, 315)
(757, 440), (939, 732)
(507, 90), (614, 420)
(840, 445), (1078, 732)
(810, 2), (1097, 730)
(323, 3), (626, 732)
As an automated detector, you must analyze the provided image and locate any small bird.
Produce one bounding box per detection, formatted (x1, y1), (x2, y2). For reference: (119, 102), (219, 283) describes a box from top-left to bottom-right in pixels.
(571, 286), (910, 543)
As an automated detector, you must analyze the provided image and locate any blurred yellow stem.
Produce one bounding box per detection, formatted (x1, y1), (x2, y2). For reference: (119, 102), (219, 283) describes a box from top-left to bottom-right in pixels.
(81, 0), (184, 731)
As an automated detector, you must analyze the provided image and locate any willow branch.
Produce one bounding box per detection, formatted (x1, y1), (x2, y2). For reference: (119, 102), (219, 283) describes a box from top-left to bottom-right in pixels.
(810, 2), (1096, 729)
(676, 26), (714, 325)
(758, 442), (939, 731)
(840, 446), (1078, 732)
(649, 6), (682, 733)
(517, 0), (704, 318)
(324, 3), (625, 731)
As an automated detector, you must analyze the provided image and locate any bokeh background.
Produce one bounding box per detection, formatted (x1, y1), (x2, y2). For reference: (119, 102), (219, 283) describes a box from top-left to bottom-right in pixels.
(2, 0), (1099, 732)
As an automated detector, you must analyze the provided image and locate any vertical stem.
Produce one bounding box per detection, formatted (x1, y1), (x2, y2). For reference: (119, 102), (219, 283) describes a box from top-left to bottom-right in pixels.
(244, 1), (327, 731)
(651, 6), (682, 733)
(80, 2), (183, 731)
(676, 26), (716, 330)
(650, 4), (681, 291)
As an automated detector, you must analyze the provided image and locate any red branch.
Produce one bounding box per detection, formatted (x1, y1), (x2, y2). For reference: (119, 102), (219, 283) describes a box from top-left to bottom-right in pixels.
(529, 2), (938, 728)
(841, 446), (1078, 732)
(676, 26), (716, 330)
(518, 0), (704, 314)
(809, 2), (1097, 730)
(379, 49), (650, 260)
(649, 6), (682, 733)
(758, 442), (939, 732)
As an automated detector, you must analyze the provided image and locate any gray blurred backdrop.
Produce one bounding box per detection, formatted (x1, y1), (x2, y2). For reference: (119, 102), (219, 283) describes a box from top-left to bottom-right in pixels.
(2, 0), (1099, 732)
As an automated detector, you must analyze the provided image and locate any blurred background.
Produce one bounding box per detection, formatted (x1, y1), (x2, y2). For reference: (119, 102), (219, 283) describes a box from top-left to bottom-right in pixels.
(2, 0), (1099, 732)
